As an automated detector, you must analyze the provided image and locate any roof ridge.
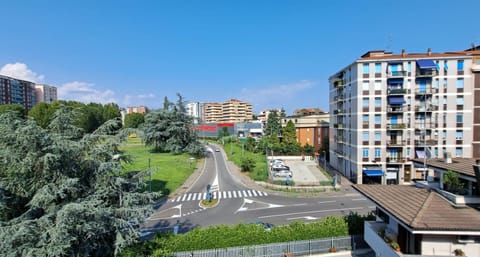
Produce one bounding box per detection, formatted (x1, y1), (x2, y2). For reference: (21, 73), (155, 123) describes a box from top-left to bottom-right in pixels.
(410, 190), (435, 227)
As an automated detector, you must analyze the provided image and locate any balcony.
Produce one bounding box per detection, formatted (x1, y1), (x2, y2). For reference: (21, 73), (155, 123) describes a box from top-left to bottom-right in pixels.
(414, 139), (437, 146)
(364, 222), (402, 257)
(387, 140), (405, 147)
(333, 109), (345, 115)
(386, 156), (406, 163)
(334, 149), (345, 158)
(334, 123), (345, 129)
(333, 79), (345, 88)
(387, 70), (407, 78)
(414, 105), (433, 112)
(386, 123), (406, 130)
(416, 69), (437, 77)
(414, 88), (437, 95)
(414, 122), (436, 130)
(387, 88), (407, 95)
(387, 106), (408, 113)
(333, 95), (345, 102)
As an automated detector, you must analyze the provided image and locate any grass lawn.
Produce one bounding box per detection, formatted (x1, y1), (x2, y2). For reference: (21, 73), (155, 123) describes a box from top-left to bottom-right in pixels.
(120, 140), (197, 196)
(223, 142), (268, 181)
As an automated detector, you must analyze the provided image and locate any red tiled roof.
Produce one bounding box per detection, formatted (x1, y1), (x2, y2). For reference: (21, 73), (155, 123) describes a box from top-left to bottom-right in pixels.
(412, 158), (478, 177)
(353, 185), (480, 231)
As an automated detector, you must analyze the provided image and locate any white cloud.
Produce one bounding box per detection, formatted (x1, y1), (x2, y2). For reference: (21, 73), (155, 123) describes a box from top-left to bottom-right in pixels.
(240, 80), (317, 112)
(58, 81), (117, 104)
(122, 93), (156, 107)
(0, 62), (45, 83)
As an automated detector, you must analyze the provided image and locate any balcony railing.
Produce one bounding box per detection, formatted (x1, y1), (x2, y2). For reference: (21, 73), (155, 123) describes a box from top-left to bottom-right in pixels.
(414, 139), (437, 146)
(414, 88), (437, 94)
(414, 105), (433, 112)
(334, 135), (345, 143)
(364, 222), (402, 257)
(387, 70), (407, 78)
(414, 122), (436, 129)
(386, 140), (405, 146)
(333, 109), (345, 115)
(333, 96), (345, 102)
(386, 157), (406, 163)
(386, 123), (406, 130)
(387, 88), (407, 95)
(334, 123), (345, 129)
(416, 69), (437, 77)
(333, 79), (345, 88)
(387, 106), (409, 112)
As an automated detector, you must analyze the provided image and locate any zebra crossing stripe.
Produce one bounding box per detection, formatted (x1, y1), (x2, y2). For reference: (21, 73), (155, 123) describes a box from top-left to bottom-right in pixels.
(181, 194), (187, 202)
(232, 191), (237, 198)
(223, 191), (227, 198)
(171, 190), (268, 202)
(186, 193), (192, 201)
(252, 190), (258, 197)
(227, 191), (232, 198)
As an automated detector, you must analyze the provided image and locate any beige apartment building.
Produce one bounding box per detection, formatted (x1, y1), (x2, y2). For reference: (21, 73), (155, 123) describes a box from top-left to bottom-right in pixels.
(329, 47), (480, 185)
(34, 84), (57, 104)
(203, 99), (253, 123)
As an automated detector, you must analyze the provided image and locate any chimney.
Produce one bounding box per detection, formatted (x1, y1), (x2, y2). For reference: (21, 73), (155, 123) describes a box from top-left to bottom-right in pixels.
(427, 48), (432, 56)
(401, 49), (406, 57)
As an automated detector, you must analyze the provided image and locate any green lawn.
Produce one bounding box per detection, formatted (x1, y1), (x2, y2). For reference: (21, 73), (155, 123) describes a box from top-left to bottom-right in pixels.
(120, 141), (197, 196)
(223, 142), (268, 181)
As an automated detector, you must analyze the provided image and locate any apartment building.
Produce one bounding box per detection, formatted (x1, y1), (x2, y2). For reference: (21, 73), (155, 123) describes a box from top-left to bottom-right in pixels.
(202, 99), (253, 123)
(0, 75), (36, 110)
(282, 113), (329, 153)
(35, 84), (57, 104)
(329, 47), (480, 185)
(185, 102), (201, 124)
(126, 106), (147, 114)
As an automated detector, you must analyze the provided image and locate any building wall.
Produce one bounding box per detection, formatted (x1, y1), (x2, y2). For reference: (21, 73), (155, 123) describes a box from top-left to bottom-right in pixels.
(202, 99), (253, 123)
(126, 106), (147, 114)
(421, 235), (479, 257)
(330, 49), (477, 184)
(0, 75), (36, 110)
(35, 84), (58, 104)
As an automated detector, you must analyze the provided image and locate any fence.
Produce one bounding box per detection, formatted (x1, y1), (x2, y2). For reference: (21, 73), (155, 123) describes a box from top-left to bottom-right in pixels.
(174, 235), (367, 257)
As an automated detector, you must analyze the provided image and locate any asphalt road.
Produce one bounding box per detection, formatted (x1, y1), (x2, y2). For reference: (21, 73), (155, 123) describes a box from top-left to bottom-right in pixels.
(142, 146), (374, 234)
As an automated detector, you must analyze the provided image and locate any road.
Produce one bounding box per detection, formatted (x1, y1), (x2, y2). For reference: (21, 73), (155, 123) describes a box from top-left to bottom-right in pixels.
(142, 145), (374, 233)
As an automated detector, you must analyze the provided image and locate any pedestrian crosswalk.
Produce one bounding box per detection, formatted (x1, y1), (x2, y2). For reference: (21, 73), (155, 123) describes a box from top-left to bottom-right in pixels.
(170, 190), (268, 203)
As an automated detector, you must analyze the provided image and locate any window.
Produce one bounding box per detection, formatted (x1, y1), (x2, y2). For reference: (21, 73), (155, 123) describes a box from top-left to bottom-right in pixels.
(442, 131), (447, 140)
(374, 115), (381, 125)
(375, 97), (381, 107)
(374, 131), (381, 141)
(407, 62), (412, 72)
(434, 79), (439, 89)
(362, 148), (369, 158)
(406, 148), (411, 157)
(456, 96), (464, 105)
(363, 98), (369, 107)
(444, 60), (449, 71)
(374, 81), (381, 90)
(375, 148), (381, 157)
(443, 78), (448, 88)
(363, 63), (369, 74)
(457, 60), (464, 71)
(457, 78), (464, 89)
(362, 81), (370, 91)
(456, 147), (463, 157)
(434, 148), (438, 157)
(375, 63), (381, 73)
(443, 96), (447, 105)
(362, 131), (369, 141)
(362, 114), (369, 124)
(456, 114), (463, 123)
(456, 131), (463, 140)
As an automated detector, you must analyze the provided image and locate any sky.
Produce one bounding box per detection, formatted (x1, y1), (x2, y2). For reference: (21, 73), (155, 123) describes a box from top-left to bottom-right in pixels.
(1, 0), (479, 115)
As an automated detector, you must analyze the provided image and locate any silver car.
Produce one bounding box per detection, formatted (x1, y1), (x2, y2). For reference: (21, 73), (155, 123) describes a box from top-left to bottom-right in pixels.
(273, 169), (292, 177)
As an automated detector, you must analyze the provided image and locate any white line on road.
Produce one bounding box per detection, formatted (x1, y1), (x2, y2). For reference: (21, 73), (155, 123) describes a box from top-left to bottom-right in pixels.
(232, 191), (237, 198)
(317, 200), (336, 204)
(258, 207), (364, 219)
(352, 198), (367, 201)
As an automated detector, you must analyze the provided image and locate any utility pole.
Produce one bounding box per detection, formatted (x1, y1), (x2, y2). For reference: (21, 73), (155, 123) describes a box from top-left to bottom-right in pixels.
(149, 158), (152, 193)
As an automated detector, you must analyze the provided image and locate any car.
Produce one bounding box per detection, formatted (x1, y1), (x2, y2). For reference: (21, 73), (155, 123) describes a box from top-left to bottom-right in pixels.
(215, 148), (220, 152)
(271, 164), (290, 171)
(273, 169), (292, 177)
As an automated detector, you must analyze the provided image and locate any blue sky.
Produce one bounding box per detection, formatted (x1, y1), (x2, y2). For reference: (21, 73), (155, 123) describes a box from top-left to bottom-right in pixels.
(1, 0), (479, 114)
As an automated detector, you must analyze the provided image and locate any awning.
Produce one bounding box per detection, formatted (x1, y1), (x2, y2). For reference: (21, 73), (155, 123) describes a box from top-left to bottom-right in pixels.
(416, 59), (436, 70)
(387, 96), (405, 105)
(387, 78), (404, 85)
(416, 150), (425, 159)
(388, 61), (403, 65)
(363, 170), (384, 176)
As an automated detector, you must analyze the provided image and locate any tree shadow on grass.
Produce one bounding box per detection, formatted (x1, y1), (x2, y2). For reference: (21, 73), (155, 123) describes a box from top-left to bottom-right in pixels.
(147, 179), (170, 196)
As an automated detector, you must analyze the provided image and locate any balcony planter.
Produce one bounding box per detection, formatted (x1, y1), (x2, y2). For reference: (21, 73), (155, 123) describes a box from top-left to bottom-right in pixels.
(329, 247), (337, 253)
(390, 241), (400, 252)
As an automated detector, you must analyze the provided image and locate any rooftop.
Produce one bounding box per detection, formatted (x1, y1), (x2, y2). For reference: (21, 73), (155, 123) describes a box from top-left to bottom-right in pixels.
(353, 184), (480, 231)
(412, 158), (479, 178)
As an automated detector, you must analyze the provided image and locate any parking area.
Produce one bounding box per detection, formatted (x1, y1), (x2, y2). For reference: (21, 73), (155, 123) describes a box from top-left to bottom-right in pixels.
(270, 157), (330, 186)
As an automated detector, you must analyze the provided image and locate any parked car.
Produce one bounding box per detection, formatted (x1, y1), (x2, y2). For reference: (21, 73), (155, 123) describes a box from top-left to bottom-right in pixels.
(271, 164), (290, 171)
(269, 159), (284, 166)
(273, 169), (292, 177)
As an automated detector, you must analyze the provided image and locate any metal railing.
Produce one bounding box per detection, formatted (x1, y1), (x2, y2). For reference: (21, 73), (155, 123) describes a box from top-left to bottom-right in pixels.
(174, 235), (367, 257)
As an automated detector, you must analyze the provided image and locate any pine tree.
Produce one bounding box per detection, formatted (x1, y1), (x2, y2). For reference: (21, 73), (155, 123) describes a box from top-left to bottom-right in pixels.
(0, 107), (160, 257)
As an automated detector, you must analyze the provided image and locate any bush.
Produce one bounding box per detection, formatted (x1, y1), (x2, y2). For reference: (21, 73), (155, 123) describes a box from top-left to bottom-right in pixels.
(240, 157), (256, 172)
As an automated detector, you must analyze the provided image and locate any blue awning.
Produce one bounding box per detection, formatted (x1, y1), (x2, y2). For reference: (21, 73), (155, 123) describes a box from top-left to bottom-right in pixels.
(388, 96), (405, 105)
(417, 59), (436, 70)
(388, 61), (403, 65)
(363, 170), (384, 176)
(387, 78), (404, 85)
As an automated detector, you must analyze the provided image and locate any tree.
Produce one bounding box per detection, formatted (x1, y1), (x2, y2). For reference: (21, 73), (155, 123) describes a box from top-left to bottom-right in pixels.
(240, 157), (255, 172)
(103, 102), (121, 121)
(0, 107), (160, 256)
(143, 95), (203, 156)
(282, 120), (297, 145)
(443, 170), (464, 194)
(264, 110), (281, 137)
(217, 127), (230, 140)
(28, 102), (55, 127)
(0, 104), (26, 118)
(124, 113), (145, 128)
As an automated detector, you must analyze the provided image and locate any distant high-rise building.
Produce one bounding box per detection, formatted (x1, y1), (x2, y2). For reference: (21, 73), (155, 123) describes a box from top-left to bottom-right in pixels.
(329, 47), (480, 185)
(126, 106), (147, 114)
(202, 99), (253, 123)
(0, 75), (36, 110)
(35, 84), (57, 104)
(186, 102), (201, 124)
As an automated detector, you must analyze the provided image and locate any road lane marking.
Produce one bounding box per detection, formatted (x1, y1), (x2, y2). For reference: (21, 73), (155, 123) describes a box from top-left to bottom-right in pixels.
(258, 207), (364, 219)
(318, 200), (336, 204)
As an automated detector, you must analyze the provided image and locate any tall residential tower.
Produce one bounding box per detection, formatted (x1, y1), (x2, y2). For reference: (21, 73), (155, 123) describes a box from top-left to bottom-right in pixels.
(329, 47), (480, 184)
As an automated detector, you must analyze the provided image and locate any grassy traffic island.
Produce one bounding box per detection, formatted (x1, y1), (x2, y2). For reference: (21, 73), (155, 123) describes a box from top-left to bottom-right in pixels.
(200, 198), (219, 208)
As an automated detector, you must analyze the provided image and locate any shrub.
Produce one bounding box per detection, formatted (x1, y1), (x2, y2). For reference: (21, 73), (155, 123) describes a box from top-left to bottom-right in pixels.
(240, 156), (256, 172)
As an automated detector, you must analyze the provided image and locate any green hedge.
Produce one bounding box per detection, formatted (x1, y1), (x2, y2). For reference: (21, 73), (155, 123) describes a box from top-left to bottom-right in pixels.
(120, 216), (348, 257)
